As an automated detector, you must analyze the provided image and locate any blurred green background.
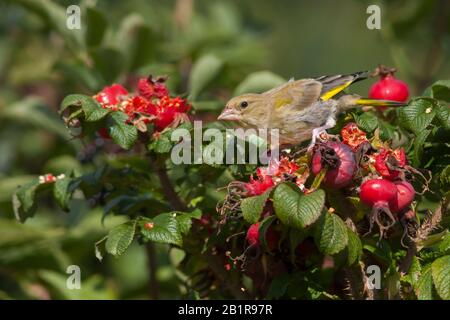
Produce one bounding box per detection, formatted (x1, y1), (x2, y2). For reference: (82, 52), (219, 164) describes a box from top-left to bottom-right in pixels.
(0, 0), (448, 299)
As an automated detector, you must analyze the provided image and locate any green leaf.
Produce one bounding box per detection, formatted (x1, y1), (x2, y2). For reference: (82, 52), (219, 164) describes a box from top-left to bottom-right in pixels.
(148, 130), (173, 153)
(140, 213), (182, 246)
(266, 273), (291, 299)
(423, 80), (450, 101)
(440, 165), (450, 188)
(105, 220), (137, 257)
(53, 175), (77, 211)
(188, 54), (224, 100)
(405, 256), (422, 288)
(106, 112), (138, 149)
(273, 183), (325, 229)
(175, 210), (202, 235)
(234, 71), (285, 95)
(438, 233), (450, 253)
(346, 227), (362, 265)
(60, 94), (109, 121)
(413, 129), (431, 167)
(314, 211), (348, 255)
(398, 98), (436, 134)
(434, 101), (450, 129)
(362, 239), (392, 263)
(431, 255), (450, 300)
(353, 112), (378, 133)
(85, 7), (108, 47)
(13, 179), (41, 222)
(241, 190), (270, 224)
(378, 119), (395, 141)
(416, 264), (439, 300)
(60, 94), (89, 113)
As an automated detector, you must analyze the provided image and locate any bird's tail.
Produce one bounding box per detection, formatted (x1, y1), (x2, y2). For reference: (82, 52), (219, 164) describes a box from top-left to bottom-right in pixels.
(354, 98), (405, 107)
(337, 95), (406, 112)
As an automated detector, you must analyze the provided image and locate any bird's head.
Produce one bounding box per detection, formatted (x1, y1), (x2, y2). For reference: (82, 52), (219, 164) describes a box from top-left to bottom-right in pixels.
(218, 94), (264, 125)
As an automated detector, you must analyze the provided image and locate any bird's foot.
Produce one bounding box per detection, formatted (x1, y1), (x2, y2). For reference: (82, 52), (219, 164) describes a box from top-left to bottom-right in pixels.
(307, 130), (329, 153)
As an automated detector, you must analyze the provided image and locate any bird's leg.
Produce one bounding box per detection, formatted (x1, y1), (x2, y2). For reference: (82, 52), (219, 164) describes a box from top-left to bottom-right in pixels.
(307, 117), (336, 152)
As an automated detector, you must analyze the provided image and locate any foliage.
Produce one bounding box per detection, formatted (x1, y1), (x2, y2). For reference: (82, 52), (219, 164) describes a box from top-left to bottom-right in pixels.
(1, 0), (449, 300)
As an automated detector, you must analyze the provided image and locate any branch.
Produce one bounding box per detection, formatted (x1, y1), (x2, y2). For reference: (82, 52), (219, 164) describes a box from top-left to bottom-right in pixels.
(150, 155), (187, 211)
(146, 242), (159, 299)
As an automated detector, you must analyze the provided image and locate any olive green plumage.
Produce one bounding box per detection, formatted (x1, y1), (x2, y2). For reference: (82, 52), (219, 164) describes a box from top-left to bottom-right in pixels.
(218, 71), (403, 146)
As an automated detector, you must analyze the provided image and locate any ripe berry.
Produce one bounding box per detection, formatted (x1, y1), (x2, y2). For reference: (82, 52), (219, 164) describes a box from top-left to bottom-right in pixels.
(360, 178), (398, 232)
(390, 180), (415, 213)
(312, 141), (357, 188)
(369, 66), (409, 110)
(360, 178), (397, 209)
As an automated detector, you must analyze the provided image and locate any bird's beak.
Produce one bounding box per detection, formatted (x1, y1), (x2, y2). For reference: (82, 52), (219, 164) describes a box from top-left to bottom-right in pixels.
(218, 107), (240, 121)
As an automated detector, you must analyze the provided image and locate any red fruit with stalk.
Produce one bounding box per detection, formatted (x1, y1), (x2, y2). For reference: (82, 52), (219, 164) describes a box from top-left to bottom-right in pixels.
(369, 65), (409, 110)
(359, 178), (398, 235)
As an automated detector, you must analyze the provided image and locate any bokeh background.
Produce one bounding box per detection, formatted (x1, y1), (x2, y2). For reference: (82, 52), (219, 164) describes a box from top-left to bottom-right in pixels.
(0, 0), (448, 299)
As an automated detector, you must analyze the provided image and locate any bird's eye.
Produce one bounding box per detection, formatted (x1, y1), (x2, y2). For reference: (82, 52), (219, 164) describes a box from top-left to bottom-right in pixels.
(240, 101), (248, 108)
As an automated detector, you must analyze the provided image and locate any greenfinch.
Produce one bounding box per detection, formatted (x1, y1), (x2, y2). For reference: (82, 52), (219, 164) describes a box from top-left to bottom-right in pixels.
(218, 71), (403, 148)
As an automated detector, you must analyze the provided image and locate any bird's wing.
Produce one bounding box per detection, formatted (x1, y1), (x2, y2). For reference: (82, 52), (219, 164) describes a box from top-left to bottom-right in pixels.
(268, 79), (323, 111)
(316, 71), (368, 101)
(266, 79), (322, 129)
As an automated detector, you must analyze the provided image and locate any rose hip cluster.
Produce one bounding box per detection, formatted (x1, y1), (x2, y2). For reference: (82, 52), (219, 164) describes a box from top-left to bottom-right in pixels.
(94, 76), (191, 134)
(313, 122), (415, 234)
(238, 122), (416, 248)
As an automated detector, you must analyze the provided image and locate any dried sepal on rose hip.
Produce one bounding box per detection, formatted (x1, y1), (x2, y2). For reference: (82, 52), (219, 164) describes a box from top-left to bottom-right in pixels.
(340, 122), (368, 151)
(373, 148), (407, 180)
(312, 141), (357, 188)
(243, 157), (302, 197)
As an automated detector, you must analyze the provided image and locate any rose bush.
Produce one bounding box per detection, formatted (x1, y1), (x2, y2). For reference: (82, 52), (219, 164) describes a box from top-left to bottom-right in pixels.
(3, 0), (449, 301)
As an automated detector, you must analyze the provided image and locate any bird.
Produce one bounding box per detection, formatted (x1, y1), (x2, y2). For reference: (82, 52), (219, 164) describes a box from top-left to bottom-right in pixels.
(218, 71), (404, 149)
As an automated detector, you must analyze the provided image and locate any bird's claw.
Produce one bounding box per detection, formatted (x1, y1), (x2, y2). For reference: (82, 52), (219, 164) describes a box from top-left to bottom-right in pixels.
(307, 130), (329, 153)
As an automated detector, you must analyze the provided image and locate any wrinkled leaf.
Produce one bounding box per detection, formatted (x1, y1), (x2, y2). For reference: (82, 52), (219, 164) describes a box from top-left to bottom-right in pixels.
(273, 183), (325, 229)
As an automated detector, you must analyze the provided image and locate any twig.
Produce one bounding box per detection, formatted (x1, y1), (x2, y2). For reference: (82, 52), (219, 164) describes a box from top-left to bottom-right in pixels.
(146, 242), (159, 299)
